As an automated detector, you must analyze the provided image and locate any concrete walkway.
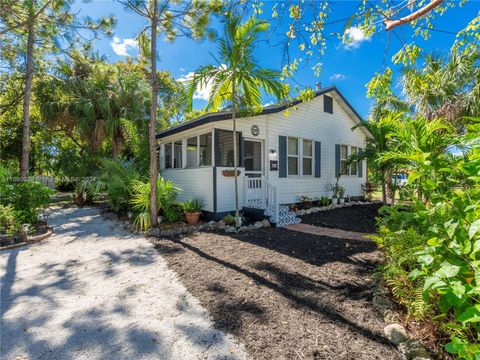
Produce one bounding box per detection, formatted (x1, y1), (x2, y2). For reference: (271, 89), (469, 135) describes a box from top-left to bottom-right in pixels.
(285, 223), (370, 241)
(0, 206), (246, 360)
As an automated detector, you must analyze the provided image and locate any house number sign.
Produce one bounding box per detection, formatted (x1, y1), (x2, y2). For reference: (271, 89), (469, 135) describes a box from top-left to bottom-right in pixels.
(251, 125), (259, 136)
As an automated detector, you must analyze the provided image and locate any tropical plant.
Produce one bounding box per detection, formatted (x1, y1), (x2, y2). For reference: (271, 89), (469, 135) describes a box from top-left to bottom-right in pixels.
(181, 198), (203, 214)
(0, 205), (20, 236)
(373, 118), (480, 358)
(222, 214), (236, 226)
(319, 196), (330, 206)
(130, 176), (180, 231)
(186, 14), (288, 227)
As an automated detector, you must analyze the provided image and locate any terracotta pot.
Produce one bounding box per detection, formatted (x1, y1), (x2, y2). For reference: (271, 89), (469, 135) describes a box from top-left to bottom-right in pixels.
(185, 212), (201, 225)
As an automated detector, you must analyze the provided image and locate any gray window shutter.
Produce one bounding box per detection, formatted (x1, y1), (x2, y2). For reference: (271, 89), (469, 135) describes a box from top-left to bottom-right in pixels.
(358, 147), (363, 177)
(314, 141), (321, 177)
(279, 135), (287, 178)
(335, 144), (340, 177)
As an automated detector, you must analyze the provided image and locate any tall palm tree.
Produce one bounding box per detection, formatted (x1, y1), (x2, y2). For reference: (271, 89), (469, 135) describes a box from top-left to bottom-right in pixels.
(187, 15), (287, 227)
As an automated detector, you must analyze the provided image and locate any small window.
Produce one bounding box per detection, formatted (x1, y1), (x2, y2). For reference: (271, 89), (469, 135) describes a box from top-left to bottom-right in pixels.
(186, 137), (198, 168)
(350, 146), (358, 175)
(173, 140), (182, 168)
(287, 137), (299, 176)
(340, 145), (349, 175)
(302, 139), (313, 176)
(199, 133), (212, 166)
(217, 130), (240, 167)
(165, 143), (172, 168)
(324, 95), (333, 114)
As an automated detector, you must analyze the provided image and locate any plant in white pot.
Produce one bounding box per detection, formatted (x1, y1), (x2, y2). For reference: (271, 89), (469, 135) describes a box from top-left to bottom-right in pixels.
(338, 186), (346, 205)
(329, 183), (339, 205)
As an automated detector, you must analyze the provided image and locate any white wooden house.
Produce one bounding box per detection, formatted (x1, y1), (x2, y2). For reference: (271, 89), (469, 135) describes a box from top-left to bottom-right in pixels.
(157, 86), (370, 226)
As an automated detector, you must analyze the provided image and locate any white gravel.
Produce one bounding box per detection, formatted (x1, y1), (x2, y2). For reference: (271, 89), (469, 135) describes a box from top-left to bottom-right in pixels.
(0, 206), (246, 360)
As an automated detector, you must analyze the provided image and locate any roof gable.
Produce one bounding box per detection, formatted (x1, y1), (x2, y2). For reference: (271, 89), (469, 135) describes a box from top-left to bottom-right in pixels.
(156, 86), (367, 139)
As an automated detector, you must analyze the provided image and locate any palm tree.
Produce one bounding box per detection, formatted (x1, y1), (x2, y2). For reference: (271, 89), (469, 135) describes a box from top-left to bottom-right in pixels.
(353, 112), (401, 204)
(186, 15), (287, 227)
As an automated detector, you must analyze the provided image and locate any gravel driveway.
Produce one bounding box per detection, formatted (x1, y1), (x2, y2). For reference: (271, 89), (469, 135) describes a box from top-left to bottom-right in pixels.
(0, 206), (246, 360)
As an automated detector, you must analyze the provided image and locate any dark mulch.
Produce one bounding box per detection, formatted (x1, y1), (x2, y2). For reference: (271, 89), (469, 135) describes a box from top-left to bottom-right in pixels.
(301, 203), (384, 233)
(155, 226), (399, 360)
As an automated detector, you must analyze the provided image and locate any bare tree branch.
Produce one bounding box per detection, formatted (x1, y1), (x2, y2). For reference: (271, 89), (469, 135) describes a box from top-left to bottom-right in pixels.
(384, 0), (444, 31)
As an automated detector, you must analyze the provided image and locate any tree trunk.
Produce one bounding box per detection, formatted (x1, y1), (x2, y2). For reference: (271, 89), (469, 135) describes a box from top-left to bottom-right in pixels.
(149, 0), (159, 228)
(232, 76), (241, 227)
(20, 0), (35, 179)
(381, 172), (387, 204)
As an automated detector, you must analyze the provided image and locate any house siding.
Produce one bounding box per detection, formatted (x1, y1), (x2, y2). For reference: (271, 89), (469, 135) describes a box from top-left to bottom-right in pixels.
(161, 168), (214, 212)
(265, 94), (367, 204)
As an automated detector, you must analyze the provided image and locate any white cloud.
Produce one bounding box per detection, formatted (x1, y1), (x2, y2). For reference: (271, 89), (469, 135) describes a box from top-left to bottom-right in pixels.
(329, 73), (347, 81)
(263, 101), (275, 107)
(177, 64), (227, 101)
(343, 27), (371, 49)
(110, 36), (138, 56)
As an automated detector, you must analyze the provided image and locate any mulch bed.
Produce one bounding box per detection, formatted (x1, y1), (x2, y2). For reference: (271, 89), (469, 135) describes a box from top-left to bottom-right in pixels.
(300, 203), (384, 233)
(154, 223), (399, 359)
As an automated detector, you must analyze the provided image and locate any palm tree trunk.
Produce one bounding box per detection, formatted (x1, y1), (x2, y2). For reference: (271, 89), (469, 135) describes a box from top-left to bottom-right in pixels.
(20, 0), (35, 179)
(149, 0), (159, 229)
(382, 172), (387, 204)
(232, 76), (241, 227)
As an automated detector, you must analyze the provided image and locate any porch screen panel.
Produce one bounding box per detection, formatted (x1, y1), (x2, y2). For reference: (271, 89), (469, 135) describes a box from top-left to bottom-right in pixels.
(216, 130), (240, 167)
(199, 133), (212, 166)
(173, 140), (182, 168)
(186, 137), (198, 167)
(165, 143), (172, 168)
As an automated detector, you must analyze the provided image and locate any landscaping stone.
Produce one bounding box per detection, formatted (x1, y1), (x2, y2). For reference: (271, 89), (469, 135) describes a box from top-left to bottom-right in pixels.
(147, 227), (160, 237)
(254, 221), (263, 228)
(217, 220), (226, 230)
(225, 226), (236, 233)
(261, 219), (271, 227)
(398, 339), (431, 360)
(103, 212), (117, 220)
(384, 323), (408, 345)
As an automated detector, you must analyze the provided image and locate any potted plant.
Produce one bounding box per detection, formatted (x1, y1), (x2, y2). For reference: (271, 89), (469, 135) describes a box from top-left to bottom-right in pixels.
(338, 186), (346, 205)
(319, 196), (329, 207)
(329, 183), (339, 205)
(299, 195), (313, 209)
(181, 198), (203, 225)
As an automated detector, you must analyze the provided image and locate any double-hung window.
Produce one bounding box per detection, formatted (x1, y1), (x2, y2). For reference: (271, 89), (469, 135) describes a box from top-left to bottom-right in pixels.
(302, 140), (313, 176)
(287, 137), (299, 176)
(340, 145), (358, 175)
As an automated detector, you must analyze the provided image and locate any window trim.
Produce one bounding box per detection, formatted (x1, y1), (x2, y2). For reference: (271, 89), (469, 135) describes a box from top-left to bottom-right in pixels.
(339, 144), (359, 176)
(287, 137), (299, 177)
(302, 139), (313, 177)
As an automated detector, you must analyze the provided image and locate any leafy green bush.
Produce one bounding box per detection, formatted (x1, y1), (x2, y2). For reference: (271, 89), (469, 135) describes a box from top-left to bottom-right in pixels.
(181, 198), (203, 213)
(0, 205), (20, 236)
(96, 159), (143, 212)
(373, 119), (480, 359)
(0, 180), (53, 224)
(319, 196), (330, 206)
(222, 214), (236, 226)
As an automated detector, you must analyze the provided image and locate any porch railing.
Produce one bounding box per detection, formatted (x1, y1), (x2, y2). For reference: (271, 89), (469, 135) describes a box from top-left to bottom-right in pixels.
(244, 176), (279, 223)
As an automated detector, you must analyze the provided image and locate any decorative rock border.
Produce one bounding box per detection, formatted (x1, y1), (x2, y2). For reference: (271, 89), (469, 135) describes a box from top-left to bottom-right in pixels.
(0, 227), (53, 251)
(146, 218), (272, 238)
(373, 275), (432, 360)
(294, 200), (381, 216)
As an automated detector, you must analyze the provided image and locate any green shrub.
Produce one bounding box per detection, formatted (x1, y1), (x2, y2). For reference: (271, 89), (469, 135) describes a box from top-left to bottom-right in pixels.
(319, 196), (329, 206)
(0, 179), (53, 224)
(163, 205), (182, 223)
(0, 205), (20, 236)
(181, 198), (203, 213)
(222, 214), (236, 226)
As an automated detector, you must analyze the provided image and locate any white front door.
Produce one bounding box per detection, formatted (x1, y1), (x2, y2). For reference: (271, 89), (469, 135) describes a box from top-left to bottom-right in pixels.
(244, 139), (263, 178)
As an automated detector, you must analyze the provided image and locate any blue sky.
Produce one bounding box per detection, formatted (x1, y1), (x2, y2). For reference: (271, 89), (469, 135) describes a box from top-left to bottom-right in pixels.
(73, 0), (479, 118)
